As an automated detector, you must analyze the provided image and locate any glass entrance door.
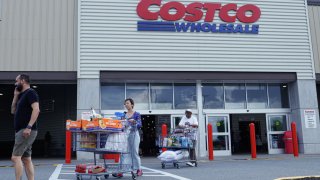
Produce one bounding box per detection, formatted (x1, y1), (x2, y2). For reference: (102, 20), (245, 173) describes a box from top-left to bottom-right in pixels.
(170, 115), (183, 131)
(206, 114), (231, 156)
(266, 114), (288, 154)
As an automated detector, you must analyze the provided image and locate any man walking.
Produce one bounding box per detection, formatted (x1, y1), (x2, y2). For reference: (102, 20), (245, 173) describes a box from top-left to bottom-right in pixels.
(178, 109), (198, 167)
(11, 74), (40, 180)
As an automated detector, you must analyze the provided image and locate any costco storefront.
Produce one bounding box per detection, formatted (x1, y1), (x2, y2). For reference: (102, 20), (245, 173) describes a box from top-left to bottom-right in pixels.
(77, 0), (320, 158)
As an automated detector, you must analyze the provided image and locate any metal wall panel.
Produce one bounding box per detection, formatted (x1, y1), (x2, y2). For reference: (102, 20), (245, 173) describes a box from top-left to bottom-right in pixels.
(78, 0), (315, 80)
(0, 0), (76, 71)
(309, 6), (320, 73)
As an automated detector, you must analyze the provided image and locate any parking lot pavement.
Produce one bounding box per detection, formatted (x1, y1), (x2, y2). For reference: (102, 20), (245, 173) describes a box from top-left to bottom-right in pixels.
(49, 164), (189, 180)
(1, 154), (320, 180)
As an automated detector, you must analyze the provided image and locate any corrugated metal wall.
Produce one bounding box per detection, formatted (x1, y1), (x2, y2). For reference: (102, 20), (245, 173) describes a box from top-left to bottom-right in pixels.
(308, 5), (320, 73)
(79, 0), (315, 80)
(0, 0), (76, 71)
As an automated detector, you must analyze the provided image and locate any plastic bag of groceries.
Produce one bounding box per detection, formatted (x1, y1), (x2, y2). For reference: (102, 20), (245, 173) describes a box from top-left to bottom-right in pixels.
(157, 151), (177, 162)
(158, 150), (189, 162)
(175, 150), (189, 160)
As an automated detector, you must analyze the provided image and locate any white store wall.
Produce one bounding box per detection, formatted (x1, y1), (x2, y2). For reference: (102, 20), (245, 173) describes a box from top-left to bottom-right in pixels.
(78, 0), (314, 79)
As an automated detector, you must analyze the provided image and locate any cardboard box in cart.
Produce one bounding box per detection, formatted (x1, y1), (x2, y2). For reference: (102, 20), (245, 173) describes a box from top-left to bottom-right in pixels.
(99, 118), (123, 130)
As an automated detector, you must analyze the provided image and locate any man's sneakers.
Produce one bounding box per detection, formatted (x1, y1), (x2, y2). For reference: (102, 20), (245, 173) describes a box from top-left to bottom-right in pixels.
(137, 169), (143, 176)
(186, 162), (195, 167)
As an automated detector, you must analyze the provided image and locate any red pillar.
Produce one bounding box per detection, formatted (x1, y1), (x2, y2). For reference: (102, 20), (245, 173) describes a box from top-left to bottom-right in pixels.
(162, 124), (167, 152)
(291, 122), (299, 157)
(65, 130), (71, 164)
(249, 123), (257, 159)
(207, 123), (214, 160)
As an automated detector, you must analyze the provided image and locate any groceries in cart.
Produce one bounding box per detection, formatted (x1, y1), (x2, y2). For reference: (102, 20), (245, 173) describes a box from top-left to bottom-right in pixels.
(104, 132), (128, 152)
(75, 164), (106, 174)
(162, 133), (194, 148)
(80, 133), (96, 149)
(65, 109), (124, 132)
(158, 150), (189, 162)
(70, 110), (139, 180)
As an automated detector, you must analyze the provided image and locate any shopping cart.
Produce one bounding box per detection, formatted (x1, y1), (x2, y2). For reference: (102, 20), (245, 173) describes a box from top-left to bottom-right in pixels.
(72, 129), (137, 180)
(159, 128), (198, 169)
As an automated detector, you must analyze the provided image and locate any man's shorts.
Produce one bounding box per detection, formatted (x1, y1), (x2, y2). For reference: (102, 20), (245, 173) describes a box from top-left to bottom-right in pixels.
(12, 129), (38, 157)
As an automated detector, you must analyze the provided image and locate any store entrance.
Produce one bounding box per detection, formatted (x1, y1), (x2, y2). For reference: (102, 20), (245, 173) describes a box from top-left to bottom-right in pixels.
(141, 115), (157, 156)
(230, 114), (268, 154)
(140, 115), (171, 157)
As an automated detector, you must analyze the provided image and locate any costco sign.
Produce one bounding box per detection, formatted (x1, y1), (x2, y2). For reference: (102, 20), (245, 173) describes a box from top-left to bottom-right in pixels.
(136, 0), (261, 34)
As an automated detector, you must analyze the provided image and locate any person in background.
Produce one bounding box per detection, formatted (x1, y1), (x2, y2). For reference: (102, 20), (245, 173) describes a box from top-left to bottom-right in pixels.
(115, 98), (143, 177)
(178, 109), (198, 167)
(11, 74), (40, 180)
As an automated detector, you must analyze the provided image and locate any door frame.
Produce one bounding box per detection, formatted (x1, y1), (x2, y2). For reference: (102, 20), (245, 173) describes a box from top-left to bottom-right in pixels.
(206, 114), (231, 156)
(266, 114), (289, 154)
(170, 114), (184, 131)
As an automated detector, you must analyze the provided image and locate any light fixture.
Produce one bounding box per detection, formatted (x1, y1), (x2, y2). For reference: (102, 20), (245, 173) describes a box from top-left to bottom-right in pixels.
(0, 93), (3, 96)
(282, 85), (287, 88)
(32, 86), (38, 88)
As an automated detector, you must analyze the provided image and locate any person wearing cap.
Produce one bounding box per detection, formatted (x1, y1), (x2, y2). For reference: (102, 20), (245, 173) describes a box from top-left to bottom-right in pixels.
(178, 109), (198, 128)
(178, 109), (198, 167)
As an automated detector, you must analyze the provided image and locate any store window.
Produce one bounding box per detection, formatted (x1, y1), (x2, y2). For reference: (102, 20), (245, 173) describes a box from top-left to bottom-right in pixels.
(126, 83), (149, 109)
(174, 83), (197, 109)
(225, 84), (246, 109)
(101, 83), (125, 110)
(268, 115), (287, 132)
(247, 84), (268, 109)
(150, 83), (173, 109)
(268, 84), (289, 108)
(202, 83), (224, 109)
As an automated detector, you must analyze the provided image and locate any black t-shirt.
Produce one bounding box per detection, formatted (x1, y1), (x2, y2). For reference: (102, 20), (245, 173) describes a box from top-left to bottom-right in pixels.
(14, 88), (39, 132)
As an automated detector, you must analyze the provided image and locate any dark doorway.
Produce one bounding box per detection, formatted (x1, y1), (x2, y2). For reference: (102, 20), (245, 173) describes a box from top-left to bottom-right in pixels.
(0, 84), (76, 158)
(230, 114), (268, 154)
(141, 115), (157, 156)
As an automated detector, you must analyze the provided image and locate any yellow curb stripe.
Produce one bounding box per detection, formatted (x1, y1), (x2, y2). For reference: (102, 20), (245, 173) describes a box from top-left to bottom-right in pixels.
(275, 175), (320, 180)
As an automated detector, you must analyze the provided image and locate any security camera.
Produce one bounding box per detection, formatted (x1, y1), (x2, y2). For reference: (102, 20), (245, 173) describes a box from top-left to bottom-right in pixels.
(149, 110), (152, 113)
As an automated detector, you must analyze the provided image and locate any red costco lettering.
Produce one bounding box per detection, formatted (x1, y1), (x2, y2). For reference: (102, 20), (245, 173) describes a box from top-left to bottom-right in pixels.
(219, 3), (237, 23)
(136, 0), (261, 23)
(184, 2), (203, 22)
(237, 4), (261, 23)
(136, 0), (161, 20)
(160, 2), (185, 21)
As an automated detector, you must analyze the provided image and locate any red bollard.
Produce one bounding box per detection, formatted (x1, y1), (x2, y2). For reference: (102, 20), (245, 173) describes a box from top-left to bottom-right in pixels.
(162, 124), (167, 152)
(207, 123), (214, 160)
(65, 130), (71, 164)
(249, 123), (257, 159)
(291, 122), (299, 157)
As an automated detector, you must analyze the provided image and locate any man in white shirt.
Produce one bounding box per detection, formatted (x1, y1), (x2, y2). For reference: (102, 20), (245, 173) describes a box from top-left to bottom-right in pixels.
(178, 109), (198, 128)
(178, 109), (198, 167)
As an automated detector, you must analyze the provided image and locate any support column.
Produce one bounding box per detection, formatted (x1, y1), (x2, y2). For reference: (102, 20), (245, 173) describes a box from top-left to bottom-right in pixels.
(289, 79), (320, 154)
(196, 80), (206, 157)
(77, 78), (101, 159)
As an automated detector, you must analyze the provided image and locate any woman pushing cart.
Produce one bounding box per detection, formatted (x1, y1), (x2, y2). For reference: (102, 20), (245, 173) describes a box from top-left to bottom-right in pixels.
(113, 98), (143, 177)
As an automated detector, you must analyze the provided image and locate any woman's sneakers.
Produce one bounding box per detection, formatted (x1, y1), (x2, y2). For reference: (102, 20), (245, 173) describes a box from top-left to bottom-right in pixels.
(111, 170), (142, 177)
(137, 169), (143, 176)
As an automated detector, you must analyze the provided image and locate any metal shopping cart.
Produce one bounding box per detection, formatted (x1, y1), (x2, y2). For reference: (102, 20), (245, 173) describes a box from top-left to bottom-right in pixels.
(71, 128), (137, 180)
(158, 128), (198, 169)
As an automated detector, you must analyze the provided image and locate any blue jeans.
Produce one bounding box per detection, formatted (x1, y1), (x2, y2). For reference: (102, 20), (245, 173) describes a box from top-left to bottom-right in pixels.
(120, 130), (141, 170)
